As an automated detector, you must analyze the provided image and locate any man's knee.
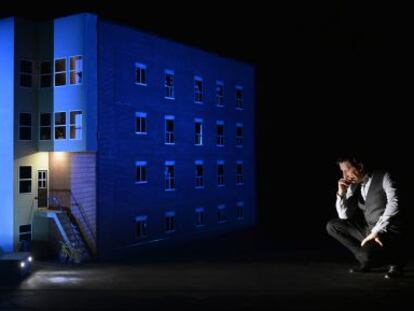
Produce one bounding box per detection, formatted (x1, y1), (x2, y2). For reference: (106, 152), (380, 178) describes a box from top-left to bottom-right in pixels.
(326, 218), (347, 235)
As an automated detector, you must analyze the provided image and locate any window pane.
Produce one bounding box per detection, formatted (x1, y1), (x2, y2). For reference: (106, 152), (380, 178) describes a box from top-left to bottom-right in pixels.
(41, 61), (51, 74)
(40, 113), (51, 126)
(166, 120), (174, 131)
(20, 166), (32, 179)
(39, 128), (50, 141)
(55, 127), (66, 140)
(70, 71), (82, 84)
(55, 59), (66, 72)
(20, 60), (32, 74)
(55, 73), (66, 86)
(20, 75), (32, 87)
(19, 127), (31, 140)
(40, 75), (52, 88)
(20, 181), (32, 193)
(55, 112), (66, 125)
(20, 113), (31, 126)
(70, 56), (82, 71)
(70, 111), (82, 124)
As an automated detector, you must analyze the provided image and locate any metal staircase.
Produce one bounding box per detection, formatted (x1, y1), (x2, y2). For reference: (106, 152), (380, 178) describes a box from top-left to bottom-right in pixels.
(37, 193), (94, 263)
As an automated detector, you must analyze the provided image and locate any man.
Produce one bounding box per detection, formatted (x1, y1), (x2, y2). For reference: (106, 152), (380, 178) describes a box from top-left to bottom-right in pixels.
(326, 155), (405, 279)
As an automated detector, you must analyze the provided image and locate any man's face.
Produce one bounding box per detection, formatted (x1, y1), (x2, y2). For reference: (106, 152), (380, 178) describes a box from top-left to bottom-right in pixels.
(339, 161), (365, 184)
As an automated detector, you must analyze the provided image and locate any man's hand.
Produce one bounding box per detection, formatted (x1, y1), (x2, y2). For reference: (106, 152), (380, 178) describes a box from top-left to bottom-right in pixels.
(337, 178), (351, 196)
(361, 233), (383, 247)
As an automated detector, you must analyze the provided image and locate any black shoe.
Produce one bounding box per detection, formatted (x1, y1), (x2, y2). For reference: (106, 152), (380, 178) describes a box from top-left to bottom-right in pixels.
(349, 265), (371, 273)
(384, 265), (404, 279)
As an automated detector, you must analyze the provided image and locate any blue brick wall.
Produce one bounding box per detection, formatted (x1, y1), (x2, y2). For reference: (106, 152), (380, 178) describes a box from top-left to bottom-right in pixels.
(97, 20), (256, 259)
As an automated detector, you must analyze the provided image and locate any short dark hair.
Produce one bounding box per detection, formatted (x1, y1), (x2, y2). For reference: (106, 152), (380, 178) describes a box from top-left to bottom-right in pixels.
(336, 154), (365, 168)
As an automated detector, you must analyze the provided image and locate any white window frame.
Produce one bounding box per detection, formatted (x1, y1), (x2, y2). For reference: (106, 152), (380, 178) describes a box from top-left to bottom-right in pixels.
(39, 112), (52, 141)
(217, 160), (225, 187)
(236, 161), (244, 185)
(194, 76), (203, 103)
(216, 120), (225, 146)
(135, 112), (147, 135)
(54, 58), (67, 87)
(235, 85), (244, 110)
(195, 207), (205, 227)
(135, 161), (148, 184)
(164, 161), (175, 191)
(54, 111), (67, 140)
(69, 55), (83, 85)
(165, 115), (175, 145)
(165, 211), (176, 233)
(164, 69), (175, 99)
(38, 171), (47, 189)
(19, 59), (33, 88)
(194, 118), (203, 146)
(69, 111), (83, 140)
(195, 160), (204, 189)
(236, 122), (244, 147)
(216, 81), (224, 107)
(135, 63), (147, 86)
(18, 112), (32, 141)
(19, 166), (32, 194)
(135, 215), (148, 239)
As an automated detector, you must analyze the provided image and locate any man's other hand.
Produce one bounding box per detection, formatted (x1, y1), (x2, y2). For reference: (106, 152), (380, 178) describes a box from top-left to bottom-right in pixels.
(361, 233), (383, 247)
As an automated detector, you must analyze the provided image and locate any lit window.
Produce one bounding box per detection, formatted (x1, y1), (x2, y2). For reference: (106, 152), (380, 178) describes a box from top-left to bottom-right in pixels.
(54, 58), (67, 86)
(70, 56), (83, 85)
(70, 111), (82, 140)
(54, 112), (66, 140)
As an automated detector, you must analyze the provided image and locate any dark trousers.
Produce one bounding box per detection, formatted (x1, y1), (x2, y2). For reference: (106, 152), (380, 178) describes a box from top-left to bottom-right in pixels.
(326, 218), (406, 268)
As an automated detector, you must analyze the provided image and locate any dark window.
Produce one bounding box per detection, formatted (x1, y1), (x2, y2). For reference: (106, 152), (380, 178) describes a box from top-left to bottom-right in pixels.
(40, 113), (51, 140)
(19, 166), (32, 193)
(40, 61), (52, 88)
(19, 113), (32, 140)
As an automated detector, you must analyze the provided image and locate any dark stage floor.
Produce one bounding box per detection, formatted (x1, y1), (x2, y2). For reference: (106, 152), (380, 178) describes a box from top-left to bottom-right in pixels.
(1, 229), (413, 310)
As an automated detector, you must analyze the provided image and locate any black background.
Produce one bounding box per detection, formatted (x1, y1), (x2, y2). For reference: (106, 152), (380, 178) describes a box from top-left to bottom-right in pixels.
(2, 1), (412, 252)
